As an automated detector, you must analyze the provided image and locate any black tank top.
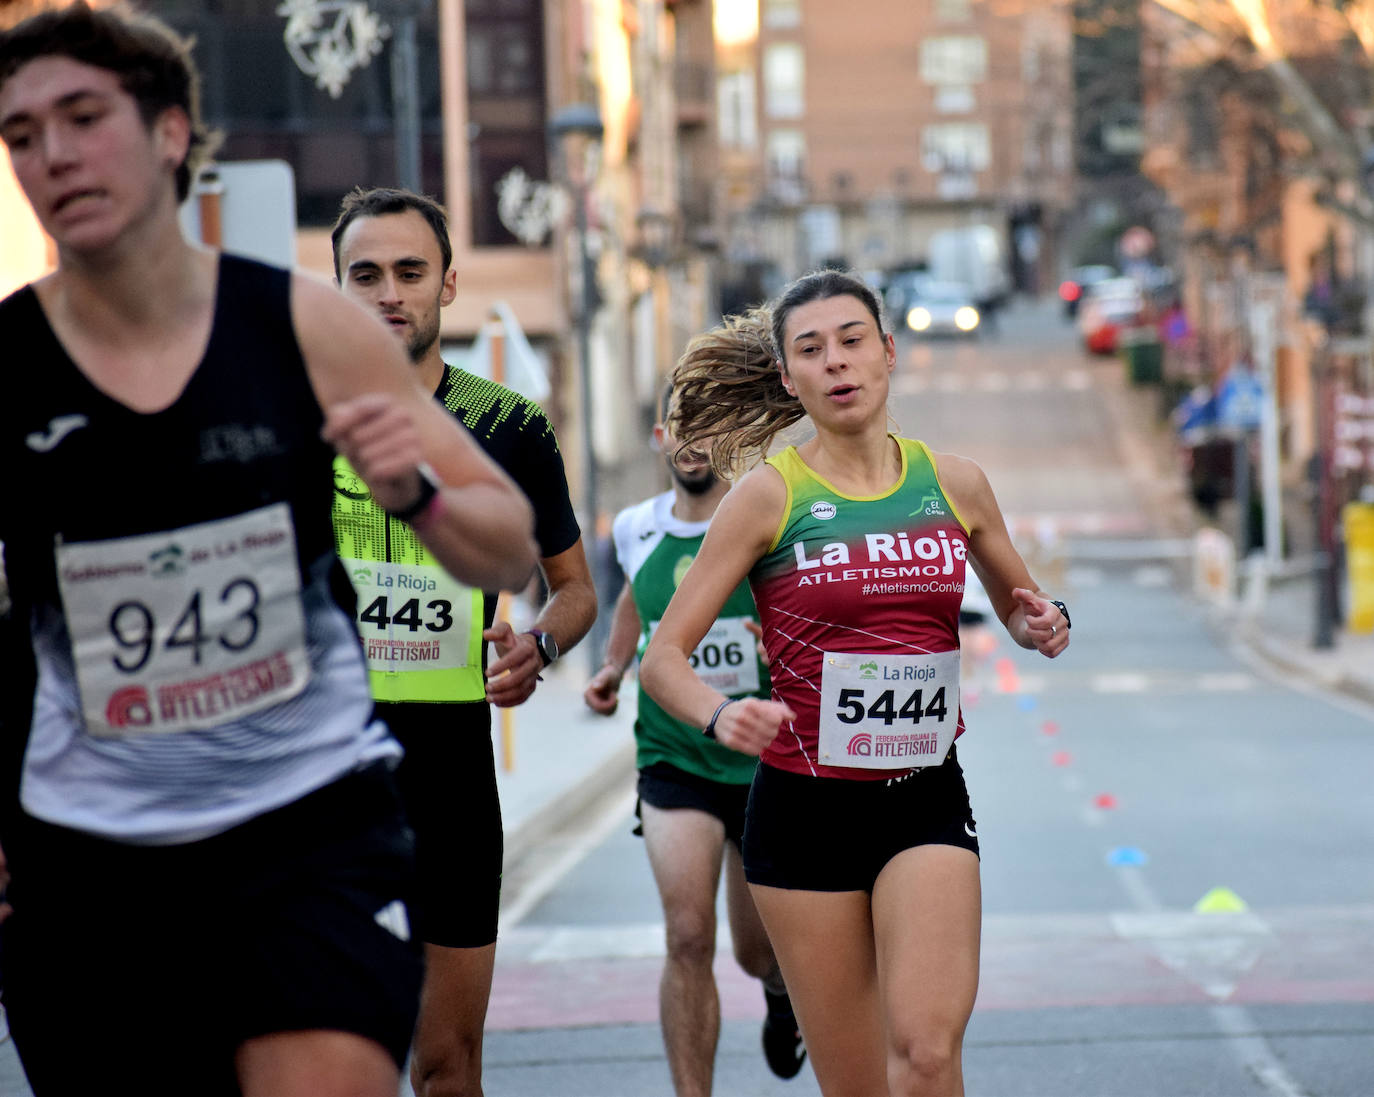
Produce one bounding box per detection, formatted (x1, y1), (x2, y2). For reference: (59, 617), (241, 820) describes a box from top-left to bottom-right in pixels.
(0, 253), (395, 843)
(2, 254), (328, 588)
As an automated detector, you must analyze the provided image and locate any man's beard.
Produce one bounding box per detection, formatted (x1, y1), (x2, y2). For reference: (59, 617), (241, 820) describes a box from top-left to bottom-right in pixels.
(406, 312), (442, 363)
(671, 464), (718, 496)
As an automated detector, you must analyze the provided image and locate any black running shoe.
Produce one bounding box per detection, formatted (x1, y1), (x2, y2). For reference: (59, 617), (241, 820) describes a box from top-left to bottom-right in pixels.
(761, 988), (806, 1080)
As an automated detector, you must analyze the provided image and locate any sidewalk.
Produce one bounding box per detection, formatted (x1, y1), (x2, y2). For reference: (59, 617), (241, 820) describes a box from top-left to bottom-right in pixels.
(1226, 562), (1374, 706)
(491, 655), (638, 871)
(1099, 350), (1374, 709)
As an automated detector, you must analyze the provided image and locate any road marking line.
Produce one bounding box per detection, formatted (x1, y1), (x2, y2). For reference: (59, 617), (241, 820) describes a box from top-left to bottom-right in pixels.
(1212, 1003), (1313, 1097)
(1110, 855), (1312, 1097)
(1131, 564), (1173, 587)
(499, 788), (637, 932)
(1092, 672), (1150, 692)
(1196, 672), (1256, 691)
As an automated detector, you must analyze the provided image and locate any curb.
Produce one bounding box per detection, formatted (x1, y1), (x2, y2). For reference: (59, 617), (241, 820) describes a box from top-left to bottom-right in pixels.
(1235, 625), (1374, 709)
(501, 739), (638, 874)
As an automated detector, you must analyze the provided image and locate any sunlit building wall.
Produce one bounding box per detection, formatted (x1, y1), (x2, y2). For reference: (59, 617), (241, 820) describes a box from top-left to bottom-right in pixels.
(718, 0), (1074, 291)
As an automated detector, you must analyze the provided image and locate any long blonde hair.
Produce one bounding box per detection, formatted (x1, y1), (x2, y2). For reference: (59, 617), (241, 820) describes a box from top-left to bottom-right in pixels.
(669, 270), (888, 476)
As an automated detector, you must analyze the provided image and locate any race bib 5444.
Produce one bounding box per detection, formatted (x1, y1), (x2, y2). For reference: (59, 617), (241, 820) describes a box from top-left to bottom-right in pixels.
(817, 650), (959, 769)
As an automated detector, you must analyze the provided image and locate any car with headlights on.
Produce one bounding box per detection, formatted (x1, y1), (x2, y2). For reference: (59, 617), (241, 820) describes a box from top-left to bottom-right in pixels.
(901, 279), (981, 338)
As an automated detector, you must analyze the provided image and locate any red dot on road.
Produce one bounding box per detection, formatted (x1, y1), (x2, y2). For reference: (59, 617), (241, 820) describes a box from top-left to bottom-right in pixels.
(994, 658), (1016, 676)
(1051, 751), (1072, 766)
(1041, 721), (1060, 736)
(1094, 793), (1118, 810)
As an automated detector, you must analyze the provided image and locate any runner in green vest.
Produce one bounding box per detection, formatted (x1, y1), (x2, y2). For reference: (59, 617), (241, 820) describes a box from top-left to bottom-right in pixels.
(584, 386), (804, 1094)
(331, 188), (596, 1097)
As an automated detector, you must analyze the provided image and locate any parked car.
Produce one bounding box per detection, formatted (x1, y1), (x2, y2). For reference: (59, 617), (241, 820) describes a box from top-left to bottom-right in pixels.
(903, 279), (981, 338)
(1077, 276), (1142, 354)
(1058, 264), (1117, 318)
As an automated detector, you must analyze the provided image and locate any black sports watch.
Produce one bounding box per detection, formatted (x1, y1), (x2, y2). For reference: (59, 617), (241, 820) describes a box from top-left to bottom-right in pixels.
(386, 463), (441, 523)
(1050, 600), (1072, 630)
(527, 629), (559, 667)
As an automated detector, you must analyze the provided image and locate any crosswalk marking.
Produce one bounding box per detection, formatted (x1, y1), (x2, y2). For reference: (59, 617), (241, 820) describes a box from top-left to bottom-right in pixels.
(500, 905), (1373, 967)
(1093, 672), (1151, 693)
(894, 368), (1096, 395)
(964, 669), (1259, 695)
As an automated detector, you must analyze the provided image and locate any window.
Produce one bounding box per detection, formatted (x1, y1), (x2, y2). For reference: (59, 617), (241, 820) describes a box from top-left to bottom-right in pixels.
(718, 70), (758, 149)
(920, 36), (986, 85)
(767, 128), (806, 200)
(935, 0), (972, 21)
(762, 0), (802, 29)
(764, 43), (805, 118)
(466, 1), (547, 246)
(921, 123), (990, 173)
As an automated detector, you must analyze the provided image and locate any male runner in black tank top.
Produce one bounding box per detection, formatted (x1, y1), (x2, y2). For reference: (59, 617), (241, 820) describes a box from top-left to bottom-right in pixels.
(0, 7), (537, 1096)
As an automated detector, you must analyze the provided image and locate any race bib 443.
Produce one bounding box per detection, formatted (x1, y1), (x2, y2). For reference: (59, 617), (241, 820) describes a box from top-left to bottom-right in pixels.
(56, 504), (309, 737)
(817, 650), (959, 770)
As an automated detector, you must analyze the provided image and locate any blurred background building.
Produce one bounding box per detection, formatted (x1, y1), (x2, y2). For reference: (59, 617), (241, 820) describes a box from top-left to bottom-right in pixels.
(4, 0), (1374, 615)
(716, 0), (1077, 312)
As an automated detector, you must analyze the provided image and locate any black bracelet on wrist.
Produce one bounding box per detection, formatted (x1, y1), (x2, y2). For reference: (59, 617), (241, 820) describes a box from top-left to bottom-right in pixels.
(704, 697), (738, 740)
(386, 463), (441, 523)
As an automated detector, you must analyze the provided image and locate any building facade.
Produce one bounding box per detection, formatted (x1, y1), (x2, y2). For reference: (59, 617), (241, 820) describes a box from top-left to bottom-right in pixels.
(717, 0), (1075, 303)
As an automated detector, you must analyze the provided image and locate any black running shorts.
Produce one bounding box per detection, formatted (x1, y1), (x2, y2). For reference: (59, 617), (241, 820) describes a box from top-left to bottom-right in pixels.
(0, 763), (422, 1096)
(636, 760), (753, 848)
(742, 748), (979, 892)
(380, 699), (503, 948)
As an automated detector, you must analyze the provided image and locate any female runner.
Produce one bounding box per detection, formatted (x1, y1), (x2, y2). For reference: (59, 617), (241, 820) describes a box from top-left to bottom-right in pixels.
(640, 269), (1069, 1097)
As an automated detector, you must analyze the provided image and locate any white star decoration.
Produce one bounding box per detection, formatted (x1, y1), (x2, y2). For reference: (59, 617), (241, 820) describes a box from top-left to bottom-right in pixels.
(277, 0), (389, 99)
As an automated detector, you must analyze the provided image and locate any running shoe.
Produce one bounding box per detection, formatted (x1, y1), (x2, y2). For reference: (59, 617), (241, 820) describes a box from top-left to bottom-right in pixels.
(761, 987), (806, 1079)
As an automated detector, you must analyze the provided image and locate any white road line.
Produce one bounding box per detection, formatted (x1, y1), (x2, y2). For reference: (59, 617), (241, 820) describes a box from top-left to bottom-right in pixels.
(1114, 866), (1163, 913)
(1211, 1003), (1313, 1097)
(1131, 565), (1174, 587)
(1092, 672), (1150, 692)
(1108, 843), (1311, 1097)
(1196, 672), (1257, 691)
(498, 788), (637, 932)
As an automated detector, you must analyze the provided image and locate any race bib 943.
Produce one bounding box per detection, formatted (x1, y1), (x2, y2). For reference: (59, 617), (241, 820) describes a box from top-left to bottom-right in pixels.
(56, 503), (309, 737)
(818, 650), (959, 769)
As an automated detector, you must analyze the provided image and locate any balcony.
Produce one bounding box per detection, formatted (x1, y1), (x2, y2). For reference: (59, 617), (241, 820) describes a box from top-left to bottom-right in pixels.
(675, 60), (712, 127)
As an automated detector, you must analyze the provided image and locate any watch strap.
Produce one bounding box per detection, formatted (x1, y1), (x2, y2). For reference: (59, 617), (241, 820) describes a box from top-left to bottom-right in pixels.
(387, 463), (441, 523)
(526, 629), (556, 667)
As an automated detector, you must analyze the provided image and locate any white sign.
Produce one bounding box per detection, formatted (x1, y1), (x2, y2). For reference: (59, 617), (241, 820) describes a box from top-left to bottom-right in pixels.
(180, 161), (298, 270)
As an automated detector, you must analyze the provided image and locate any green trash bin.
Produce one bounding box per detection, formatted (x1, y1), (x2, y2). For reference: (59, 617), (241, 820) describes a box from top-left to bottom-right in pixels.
(1119, 326), (1163, 385)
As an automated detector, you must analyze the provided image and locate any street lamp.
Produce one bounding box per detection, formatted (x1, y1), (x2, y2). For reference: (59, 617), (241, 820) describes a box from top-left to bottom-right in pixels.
(548, 104), (607, 670)
(634, 207), (675, 270)
(381, 0), (424, 193)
